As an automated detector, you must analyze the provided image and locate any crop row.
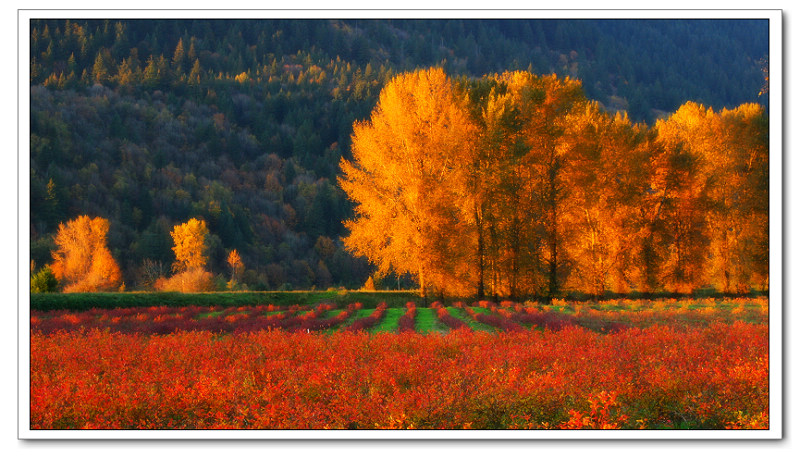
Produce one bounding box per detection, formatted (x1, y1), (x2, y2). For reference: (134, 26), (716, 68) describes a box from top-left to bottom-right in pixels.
(397, 302), (417, 333)
(345, 302), (386, 331)
(30, 296), (768, 335)
(29, 303), (364, 335)
(431, 301), (469, 330)
(458, 302), (525, 332)
(29, 291), (422, 312)
(30, 321), (769, 429)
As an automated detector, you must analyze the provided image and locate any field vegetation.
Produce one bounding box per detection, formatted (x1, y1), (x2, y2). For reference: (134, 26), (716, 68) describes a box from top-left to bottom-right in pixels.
(30, 296), (769, 430)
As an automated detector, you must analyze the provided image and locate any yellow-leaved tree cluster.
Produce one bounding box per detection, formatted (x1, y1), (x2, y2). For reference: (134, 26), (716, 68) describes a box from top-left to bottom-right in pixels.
(339, 68), (768, 298)
(42, 216), (230, 293)
(153, 218), (215, 292)
(50, 215), (122, 293)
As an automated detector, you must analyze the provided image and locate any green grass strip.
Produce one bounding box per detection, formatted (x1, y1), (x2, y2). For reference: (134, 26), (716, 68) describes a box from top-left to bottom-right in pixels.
(414, 307), (449, 334)
(320, 308), (344, 319)
(194, 309), (251, 319)
(327, 308), (374, 332)
(371, 307), (405, 333)
(195, 310), (225, 319)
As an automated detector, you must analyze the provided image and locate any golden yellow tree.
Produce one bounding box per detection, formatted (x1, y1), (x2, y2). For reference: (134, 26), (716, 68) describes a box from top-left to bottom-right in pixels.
(51, 215), (122, 292)
(170, 218), (209, 272)
(155, 218), (213, 292)
(227, 248), (244, 285)
(465, 76), (530, 298)
(707, 103), (769, 292)
(561, 108), (643, 297)
(653, 102), (718, 293)
(495, 71), (591, 299)
(643, 101), (768, 294)
(339, 68), (477, 297)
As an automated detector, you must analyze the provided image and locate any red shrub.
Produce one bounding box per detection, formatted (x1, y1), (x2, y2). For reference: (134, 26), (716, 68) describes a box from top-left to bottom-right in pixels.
(30, 321), (769, 430)
(346, 302), (387, 331)
(397, 302), (417, 333)
(432, 302), (469, 330)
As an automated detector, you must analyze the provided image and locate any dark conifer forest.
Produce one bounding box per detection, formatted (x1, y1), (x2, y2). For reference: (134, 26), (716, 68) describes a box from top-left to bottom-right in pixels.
(29, 18), (769, 292)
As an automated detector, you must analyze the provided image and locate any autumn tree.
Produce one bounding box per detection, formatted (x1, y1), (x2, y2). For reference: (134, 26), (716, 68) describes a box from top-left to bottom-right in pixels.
(492, 72), (593, 299)
(339, 68), (477, 297)
(464, 74), (541, 298)
(652, 102), (718, 293)
(620, 125), (671, 294)
(50, 215), (122, 292)
(561, 108), (644, 297)
(465, 79), (511, 298)
(693, 103), (768, 293)
(631, 101), (769, 294)
(718, 103), (769, 292)
(155, 218), (213, 292)
(170, 217), (210, 272)
(227, 248), (244, 288)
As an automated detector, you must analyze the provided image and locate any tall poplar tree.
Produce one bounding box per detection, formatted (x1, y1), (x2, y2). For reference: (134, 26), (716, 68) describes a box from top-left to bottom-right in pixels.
(464, 78), (526, 298)
(170, 217), (210, 273)
(339, 68), (477, 297)
(654, 102), (716, 293)
(502, 72), (589, 299)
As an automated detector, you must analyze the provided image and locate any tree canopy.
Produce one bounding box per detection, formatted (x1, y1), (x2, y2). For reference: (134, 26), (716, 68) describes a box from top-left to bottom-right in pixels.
(50, 215), (122, 292)
(339, 69), (769, 298)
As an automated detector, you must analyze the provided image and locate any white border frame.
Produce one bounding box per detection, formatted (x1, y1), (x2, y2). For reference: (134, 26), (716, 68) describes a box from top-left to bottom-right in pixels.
(17, 9), (783, 440)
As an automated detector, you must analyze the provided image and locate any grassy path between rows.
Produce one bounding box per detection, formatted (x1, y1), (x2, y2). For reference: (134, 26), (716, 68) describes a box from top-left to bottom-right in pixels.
(414, 307), (449, 334)
(327, 308), (373, 332)
(371, 308), (405, 333)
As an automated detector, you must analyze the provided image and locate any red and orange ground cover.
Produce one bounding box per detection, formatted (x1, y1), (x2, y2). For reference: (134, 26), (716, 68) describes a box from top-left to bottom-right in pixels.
(29, 298), (769, 430)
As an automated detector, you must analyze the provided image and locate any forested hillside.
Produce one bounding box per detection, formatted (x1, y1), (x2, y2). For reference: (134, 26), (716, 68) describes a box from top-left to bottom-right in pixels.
(29, 18), (769, 293)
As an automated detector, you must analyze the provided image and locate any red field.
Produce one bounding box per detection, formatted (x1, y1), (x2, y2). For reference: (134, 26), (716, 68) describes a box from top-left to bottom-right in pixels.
(29, 298), (769, 430)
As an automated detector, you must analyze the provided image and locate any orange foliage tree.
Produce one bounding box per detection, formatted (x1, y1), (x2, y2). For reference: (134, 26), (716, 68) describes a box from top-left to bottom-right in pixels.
(227, 249), (244, 288)
(503, 72), (593, 299)
(340, 67), (769, 299)
(155, 218), (213, 292)
(50, 215), (122, 292)
(560, 109), (643, 297)
(170, 217), (210, 272)
(464, 71), (610, 298)
(464, 75), (530, 298)
(716, 104), (769, 292)
(653, 102), (769, 294)
(652, 102), (716, 293)
(339, 68), (477, 297)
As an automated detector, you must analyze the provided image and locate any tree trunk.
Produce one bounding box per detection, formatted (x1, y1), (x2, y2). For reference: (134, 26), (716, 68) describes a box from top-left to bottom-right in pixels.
(418, 266), (426, 299)
(548, 236), (558, 301)
(476, 208), (485, 299)
(510, 213), (520, 300)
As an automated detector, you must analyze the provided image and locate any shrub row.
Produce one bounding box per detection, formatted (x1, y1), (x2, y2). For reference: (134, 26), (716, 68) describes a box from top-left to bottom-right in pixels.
(346, 302), (387, 331)
(29, 291), (429, 311)
(431, 301), (469, 330)
(462, 304), (525, 332)
(30, 304), (301, 335)
(273, 304), (336, 331)
(302, 303), (360, 332)
(397, 302), (417, 333)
